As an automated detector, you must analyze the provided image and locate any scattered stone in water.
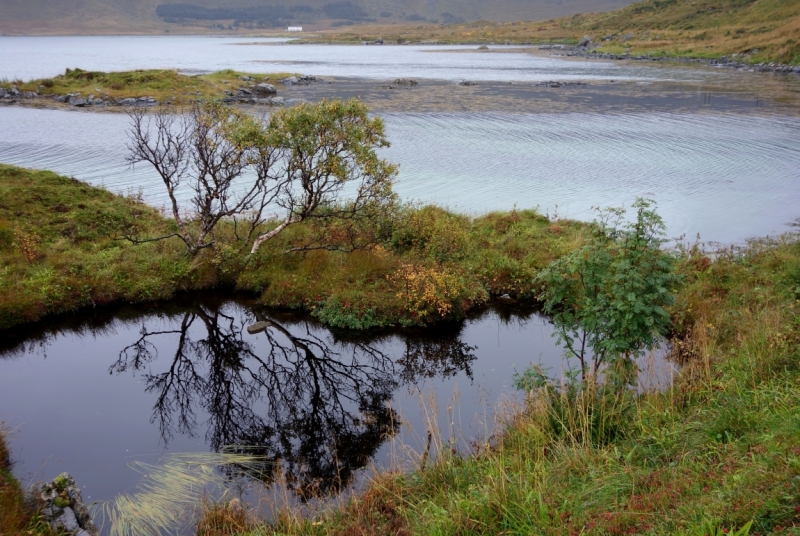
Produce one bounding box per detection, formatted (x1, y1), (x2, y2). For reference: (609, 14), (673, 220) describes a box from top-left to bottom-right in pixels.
(393, 78), (418, 86)
(247, 321), (272, 334)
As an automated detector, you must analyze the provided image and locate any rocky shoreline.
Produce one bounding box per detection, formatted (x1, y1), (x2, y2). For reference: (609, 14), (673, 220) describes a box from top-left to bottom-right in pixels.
(541, 39), (800, 75)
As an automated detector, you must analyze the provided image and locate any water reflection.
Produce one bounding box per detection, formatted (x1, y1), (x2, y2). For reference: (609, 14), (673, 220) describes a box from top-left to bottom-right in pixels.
(0, 294), (563, 506)
(104, 300), (475, 498)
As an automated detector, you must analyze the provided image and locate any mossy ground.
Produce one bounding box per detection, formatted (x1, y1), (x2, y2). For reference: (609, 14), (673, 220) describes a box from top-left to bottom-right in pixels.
(1, 68), (296, 106)
(198, 228), (800, 535)
(0, 164), (584, 330)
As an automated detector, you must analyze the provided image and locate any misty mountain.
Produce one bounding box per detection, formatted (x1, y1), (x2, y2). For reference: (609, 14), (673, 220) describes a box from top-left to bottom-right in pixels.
(0, 0), (638, 33)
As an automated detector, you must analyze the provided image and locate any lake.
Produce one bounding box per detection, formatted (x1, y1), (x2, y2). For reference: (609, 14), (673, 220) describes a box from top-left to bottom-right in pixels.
(0, 35), (797, 530)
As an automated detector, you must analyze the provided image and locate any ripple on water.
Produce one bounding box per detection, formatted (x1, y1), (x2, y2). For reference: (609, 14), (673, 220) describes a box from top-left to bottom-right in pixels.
(0, 107), (798, 243)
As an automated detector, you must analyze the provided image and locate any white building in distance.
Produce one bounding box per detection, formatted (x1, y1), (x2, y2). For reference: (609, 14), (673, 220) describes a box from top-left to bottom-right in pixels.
(287, 26), (303, 32)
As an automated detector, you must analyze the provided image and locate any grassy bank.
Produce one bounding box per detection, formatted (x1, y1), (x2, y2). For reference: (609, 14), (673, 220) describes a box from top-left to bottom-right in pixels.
(1, 68), (295, 106)
(312, 0), (800, 65)
(196, 229), (800, 534)
(0, 164), (585, 330)
(0, 429), (52, 535)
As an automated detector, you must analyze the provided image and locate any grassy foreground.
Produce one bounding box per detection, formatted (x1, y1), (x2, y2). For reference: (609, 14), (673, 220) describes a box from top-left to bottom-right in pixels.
(197, 229), (800, 533)
(1, 68), (295, 105)
(313, 0), (800, 65)
(0, 164), (584, 330)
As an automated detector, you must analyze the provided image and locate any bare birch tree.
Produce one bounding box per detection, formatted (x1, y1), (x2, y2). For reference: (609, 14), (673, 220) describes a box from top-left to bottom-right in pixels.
(127, 99), (397, 257)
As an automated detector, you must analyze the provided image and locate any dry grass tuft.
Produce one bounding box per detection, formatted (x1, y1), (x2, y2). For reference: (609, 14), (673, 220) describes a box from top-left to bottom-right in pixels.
(96, 452), (267, 536)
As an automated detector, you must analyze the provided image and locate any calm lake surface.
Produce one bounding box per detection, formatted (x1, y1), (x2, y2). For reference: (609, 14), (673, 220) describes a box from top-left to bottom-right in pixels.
(0, 36), (797, 527)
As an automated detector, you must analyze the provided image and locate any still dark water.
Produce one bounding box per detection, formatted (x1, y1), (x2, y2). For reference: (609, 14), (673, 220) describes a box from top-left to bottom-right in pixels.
(0, 295), (574, 508)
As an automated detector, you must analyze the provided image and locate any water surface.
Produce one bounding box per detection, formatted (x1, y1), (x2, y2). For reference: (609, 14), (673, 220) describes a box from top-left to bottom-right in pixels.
(0, 106), (798, 243)
(0, 35), (752, 83)
(0, 296), (564, 506)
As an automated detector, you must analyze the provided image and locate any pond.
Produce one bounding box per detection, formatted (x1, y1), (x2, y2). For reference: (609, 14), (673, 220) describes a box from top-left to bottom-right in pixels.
(0, 295), (586, 509)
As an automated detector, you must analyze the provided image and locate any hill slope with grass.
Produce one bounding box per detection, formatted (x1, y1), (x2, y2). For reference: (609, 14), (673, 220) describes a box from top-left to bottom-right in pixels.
(318, 0), (800, 64)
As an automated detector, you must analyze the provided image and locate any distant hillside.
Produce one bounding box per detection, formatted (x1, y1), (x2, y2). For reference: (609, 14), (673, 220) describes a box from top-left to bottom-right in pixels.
(317, 0), (800, 64)
(0, 0), (637, 34)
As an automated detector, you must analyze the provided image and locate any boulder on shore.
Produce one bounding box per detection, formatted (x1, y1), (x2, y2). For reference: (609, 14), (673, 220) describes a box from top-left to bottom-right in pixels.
(254, 83), (277, 95)
(32, 473), (98, 536)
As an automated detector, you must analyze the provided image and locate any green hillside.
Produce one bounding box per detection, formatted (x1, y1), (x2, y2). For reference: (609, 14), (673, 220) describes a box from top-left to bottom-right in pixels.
(317, 0), (800, 64)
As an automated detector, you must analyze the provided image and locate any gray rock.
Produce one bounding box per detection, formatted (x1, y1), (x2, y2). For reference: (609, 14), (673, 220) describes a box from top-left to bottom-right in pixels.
(70, 98), (87, 107)
(239, 75), (253, 81)
(254, 83), (277, 95)
(236, 88), (253, 96)
(477, 45), (489, 50)
(281, 76), (299, 86)
(458, 80), (475, 86)
(32, 473), (98, 536)
(393, 78), (418, 86)
(271, 96), (285, 105)
(577, 35), (593, 47)
(55, 508), (81, 533)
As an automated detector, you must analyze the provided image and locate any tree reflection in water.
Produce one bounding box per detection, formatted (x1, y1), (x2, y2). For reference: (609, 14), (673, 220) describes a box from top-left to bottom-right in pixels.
(109, 302), (476, 499)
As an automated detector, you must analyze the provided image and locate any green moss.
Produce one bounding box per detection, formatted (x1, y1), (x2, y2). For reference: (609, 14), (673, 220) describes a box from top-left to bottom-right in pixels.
(52, 496), (69, 508)
(52, 474), (68, 491)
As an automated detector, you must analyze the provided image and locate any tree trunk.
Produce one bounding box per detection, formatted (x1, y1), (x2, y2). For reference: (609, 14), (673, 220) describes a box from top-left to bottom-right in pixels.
(250, 217), (299, 254)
